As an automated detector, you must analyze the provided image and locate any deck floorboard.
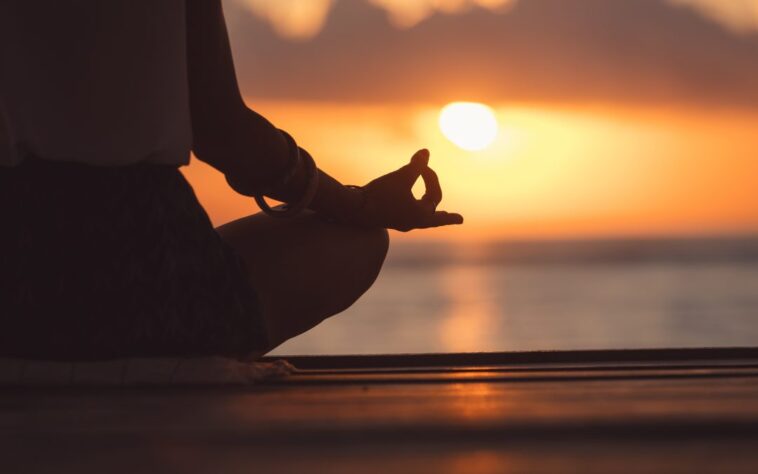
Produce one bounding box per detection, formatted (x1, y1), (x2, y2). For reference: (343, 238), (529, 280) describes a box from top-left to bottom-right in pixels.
(3, 349), (758, 473)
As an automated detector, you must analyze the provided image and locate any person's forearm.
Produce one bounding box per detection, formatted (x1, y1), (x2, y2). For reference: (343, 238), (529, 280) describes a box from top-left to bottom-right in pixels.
(186, 0), (290, 190)
(265, 161), (364, 222)
(186, 0), (363, 221)
(192, 105), (291, 194)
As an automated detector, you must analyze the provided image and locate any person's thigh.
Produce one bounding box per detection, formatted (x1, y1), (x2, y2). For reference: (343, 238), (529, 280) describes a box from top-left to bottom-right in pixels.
(216, 212), (389, 351)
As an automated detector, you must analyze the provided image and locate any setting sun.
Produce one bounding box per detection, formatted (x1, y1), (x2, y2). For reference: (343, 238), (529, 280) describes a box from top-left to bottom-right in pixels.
(438, 102), (499, 151)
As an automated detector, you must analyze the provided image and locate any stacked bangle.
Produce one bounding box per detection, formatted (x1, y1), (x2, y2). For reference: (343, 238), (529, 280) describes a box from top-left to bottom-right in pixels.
(254, 131), (319, 218)
(265, 130), (301, 194)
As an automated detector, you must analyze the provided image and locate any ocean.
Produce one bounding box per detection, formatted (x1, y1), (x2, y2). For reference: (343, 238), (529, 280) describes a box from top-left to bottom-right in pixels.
(271, 237), (758, 355)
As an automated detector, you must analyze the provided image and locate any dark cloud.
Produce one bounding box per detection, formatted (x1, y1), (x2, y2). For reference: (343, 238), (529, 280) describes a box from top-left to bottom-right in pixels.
(224, 0), (758, 107)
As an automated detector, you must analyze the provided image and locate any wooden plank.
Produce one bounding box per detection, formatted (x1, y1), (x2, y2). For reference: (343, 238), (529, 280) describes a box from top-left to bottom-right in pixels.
(283, 366), (758, 385)
(5, 370), (758, 439)
(3, 352), (758, 473)
(265, 347), (758, 369)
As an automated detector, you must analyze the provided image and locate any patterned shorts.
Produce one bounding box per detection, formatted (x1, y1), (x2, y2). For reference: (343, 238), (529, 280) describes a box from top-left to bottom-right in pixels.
(0, 158), (267, 360)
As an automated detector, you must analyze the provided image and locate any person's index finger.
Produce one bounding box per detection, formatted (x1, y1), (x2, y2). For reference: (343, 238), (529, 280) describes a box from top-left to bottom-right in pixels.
(390, 149), (428, 188)
(388, 149), (430, 189)
(410, 148), (430, 168)
(394, 162), (424, 189)
(420, 166), (442, 207)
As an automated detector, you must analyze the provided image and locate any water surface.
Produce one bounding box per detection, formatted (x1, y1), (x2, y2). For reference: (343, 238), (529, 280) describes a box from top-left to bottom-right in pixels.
(273, 237), (758, 355)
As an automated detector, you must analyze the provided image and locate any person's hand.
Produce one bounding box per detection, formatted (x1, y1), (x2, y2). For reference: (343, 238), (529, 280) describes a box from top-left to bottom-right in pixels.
(352, 149), (464, 232)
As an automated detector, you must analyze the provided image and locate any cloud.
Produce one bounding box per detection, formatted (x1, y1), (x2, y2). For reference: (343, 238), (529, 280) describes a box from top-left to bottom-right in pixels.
(223, 0), (758, 107)
(670, 0), (758, 33)
(368, 0), (517, 28)
(229, 0), (517, 38)
(229, 0), (758, 39)
(231, 0), (334, 39)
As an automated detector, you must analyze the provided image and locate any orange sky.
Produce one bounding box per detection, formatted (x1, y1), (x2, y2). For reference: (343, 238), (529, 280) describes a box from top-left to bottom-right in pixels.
(183, 100), (758, 240)
(181, 1), (758, 241)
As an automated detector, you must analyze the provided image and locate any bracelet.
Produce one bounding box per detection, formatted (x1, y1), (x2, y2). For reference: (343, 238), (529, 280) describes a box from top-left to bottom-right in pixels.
(263, 129), (301, 195)
(254, 148), (319, 218)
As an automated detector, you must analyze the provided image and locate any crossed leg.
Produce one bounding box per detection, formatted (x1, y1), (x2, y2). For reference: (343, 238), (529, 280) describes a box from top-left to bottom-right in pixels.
(217, 211), (389, 354)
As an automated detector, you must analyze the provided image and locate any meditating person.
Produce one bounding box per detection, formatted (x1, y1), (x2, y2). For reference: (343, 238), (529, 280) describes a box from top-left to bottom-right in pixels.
(0, 0), (462, 360)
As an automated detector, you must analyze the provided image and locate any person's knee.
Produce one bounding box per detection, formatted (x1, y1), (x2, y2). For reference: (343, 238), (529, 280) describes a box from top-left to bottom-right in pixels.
(362, 226), (389, 283)
(328, 226), (389, 315)
(369, 226), (390, 264)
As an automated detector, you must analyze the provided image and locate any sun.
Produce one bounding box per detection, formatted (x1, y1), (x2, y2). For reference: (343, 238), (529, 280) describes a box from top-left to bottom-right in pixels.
(438, 102), (499, 151)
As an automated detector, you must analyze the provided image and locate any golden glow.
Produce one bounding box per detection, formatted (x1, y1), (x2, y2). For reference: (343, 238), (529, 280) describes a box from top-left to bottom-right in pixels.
(439, 102), (499, 151)
(670, 0), (758, 33)
(439, 262), (496, 352)
(183, 100), (758, 240)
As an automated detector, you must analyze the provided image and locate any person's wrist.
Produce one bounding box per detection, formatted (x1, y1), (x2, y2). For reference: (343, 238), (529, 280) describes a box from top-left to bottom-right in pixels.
(340, 185), (369, 225)
(256, 151), (319, 218)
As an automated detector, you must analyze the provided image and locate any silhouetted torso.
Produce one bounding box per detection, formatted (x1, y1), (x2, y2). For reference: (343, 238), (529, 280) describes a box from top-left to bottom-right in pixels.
(0, 0), (191, 167)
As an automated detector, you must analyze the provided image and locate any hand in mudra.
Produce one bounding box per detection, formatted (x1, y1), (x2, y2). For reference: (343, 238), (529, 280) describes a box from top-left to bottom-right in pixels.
(355, 149), (464, 232)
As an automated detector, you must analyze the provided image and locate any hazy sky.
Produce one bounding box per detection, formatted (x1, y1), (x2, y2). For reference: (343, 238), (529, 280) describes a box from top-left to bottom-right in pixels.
(232, 0), (758, 35)
(181, 1), (758, 239)
(222, 0), (758, 107)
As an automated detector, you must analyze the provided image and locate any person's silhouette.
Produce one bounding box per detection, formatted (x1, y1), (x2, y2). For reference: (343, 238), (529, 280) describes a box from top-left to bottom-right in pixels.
(0, 0), (462, 360)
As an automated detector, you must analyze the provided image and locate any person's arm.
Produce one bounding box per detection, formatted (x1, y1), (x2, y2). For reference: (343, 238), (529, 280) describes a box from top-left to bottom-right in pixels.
(185, 0), (463, 230)
(186, 0), (361, 217)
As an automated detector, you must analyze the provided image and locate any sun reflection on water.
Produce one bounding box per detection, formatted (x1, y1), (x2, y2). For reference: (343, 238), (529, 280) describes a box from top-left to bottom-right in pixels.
(439, 259), (497, 352)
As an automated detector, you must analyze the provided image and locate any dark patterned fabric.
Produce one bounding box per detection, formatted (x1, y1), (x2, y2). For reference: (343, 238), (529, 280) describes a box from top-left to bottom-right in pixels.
(0, 158), (267, 360)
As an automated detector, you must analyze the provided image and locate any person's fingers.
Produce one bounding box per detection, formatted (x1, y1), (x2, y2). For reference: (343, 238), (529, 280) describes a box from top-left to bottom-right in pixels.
(421, 211), (464, 228)
(369, 149), (428, 189)
(410, 148), (430, 168)
(419, 166), (442, 211)
(392, 149), (429, 189)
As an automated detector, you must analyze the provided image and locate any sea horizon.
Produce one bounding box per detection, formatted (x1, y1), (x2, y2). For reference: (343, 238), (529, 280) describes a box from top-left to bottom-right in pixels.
(273, 234), (758, 356)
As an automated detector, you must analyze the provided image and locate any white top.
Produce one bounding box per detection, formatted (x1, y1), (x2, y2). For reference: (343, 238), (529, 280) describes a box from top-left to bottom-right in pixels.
(0, 0), (192, 166)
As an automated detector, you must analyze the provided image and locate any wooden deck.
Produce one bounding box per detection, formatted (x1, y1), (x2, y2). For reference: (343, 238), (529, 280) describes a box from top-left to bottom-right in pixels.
(3, 348), (758, 473)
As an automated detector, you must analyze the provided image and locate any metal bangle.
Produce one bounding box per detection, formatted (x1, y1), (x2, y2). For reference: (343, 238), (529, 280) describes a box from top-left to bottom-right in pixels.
(260, 129), (301, 195)
(254, 148), (319, 218)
